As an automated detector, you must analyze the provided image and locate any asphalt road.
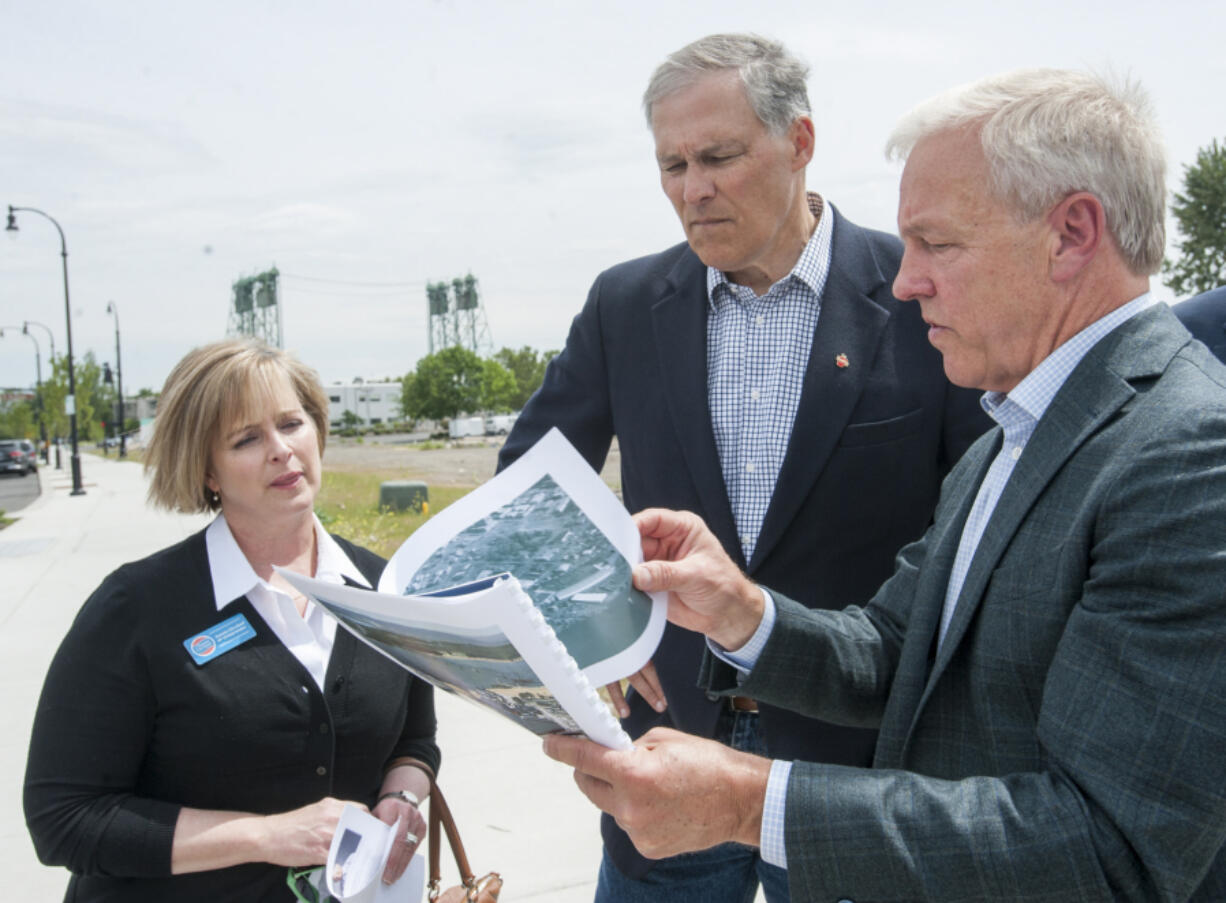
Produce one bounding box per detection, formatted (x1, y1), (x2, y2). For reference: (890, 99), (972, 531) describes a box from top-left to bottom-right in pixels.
(0, 470), (40, 514)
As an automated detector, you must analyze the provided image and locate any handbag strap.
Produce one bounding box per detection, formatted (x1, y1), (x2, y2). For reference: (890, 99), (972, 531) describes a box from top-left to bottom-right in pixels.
(428, 783), (476, 895)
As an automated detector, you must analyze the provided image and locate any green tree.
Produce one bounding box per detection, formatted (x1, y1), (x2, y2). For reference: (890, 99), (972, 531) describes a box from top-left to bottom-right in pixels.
(1164, 138), (1226, 296)
(481, 358), (518, 412)
(402, 347), (487, 420)
(0, 400), (35, 439)
(402, 347), (520, 420)
(40, 360), (66, 440)
(76, 353), (108, 441)
(492, 346), (558, 409)
(39, 353), (100, 441)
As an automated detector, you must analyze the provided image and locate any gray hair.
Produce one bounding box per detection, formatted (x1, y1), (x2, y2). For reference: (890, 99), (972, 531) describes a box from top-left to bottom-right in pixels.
(886, 68), (1166, 275)
(643, 33), (810, 136)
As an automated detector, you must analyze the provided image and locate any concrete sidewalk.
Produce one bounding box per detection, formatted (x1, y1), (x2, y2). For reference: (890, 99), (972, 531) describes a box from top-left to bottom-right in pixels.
(0, 454), (603, 901)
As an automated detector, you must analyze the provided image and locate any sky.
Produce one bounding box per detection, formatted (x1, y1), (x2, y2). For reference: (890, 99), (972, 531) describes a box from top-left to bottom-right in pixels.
(2, 0), (1224, 393)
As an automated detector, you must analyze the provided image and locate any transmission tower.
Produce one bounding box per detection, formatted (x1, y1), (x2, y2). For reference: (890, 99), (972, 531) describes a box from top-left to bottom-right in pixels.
(227, 267), (283, 347)
(425, 273), (492, 355)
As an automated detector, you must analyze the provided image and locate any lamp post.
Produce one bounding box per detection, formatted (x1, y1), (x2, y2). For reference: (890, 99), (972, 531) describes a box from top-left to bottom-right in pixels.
(0, 326), (43, 449)
(21, 321), (56, 464)
(22, 320), (55, 362)
(105, 300), (126, 458)
(7, 204), (84, 495)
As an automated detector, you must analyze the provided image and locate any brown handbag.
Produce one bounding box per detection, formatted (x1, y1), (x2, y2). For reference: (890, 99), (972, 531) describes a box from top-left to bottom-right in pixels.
(428, 784), (503, 902)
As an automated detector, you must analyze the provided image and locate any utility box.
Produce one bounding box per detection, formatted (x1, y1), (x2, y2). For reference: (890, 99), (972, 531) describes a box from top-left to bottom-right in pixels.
(380, 480), (429, 513)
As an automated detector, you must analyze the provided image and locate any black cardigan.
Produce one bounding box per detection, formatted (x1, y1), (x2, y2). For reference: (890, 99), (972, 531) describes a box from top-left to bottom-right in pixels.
(24, 528), (439, 902)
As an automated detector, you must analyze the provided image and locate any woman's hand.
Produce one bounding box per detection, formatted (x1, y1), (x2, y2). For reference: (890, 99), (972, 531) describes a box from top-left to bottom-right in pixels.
(375, 763), (433, 884)
(373, 793), (427, 884)
(172, 797), (356, 874)
(257, 796), (355, 867)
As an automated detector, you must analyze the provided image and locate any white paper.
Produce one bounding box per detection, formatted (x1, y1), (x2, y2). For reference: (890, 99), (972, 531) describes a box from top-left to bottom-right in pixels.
(323, 804), (424, 903)
(379, 426), (666, 688)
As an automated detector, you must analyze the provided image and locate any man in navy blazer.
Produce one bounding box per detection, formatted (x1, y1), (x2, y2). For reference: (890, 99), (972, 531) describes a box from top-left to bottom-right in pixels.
(545, 70), (1226, 901)
(500, 33), (987, 902)
(1176, 285), (1226, 359)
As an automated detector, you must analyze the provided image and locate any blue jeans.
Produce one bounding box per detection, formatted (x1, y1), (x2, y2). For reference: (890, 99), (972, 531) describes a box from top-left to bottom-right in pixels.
(594, 710), (790, 903)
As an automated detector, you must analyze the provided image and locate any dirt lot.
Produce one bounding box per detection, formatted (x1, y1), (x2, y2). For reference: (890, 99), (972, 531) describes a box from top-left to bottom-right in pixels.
(323, 435), (622, 492)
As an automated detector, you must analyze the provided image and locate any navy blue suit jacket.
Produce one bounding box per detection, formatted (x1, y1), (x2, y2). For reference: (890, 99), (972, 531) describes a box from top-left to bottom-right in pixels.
(1176, 285), (1226, 360)
(499, 206), (991, 877)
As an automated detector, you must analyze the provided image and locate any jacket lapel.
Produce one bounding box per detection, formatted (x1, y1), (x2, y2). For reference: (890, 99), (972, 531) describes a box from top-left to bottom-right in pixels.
(875, 435), (997, 766)
(650, 250), (743, 565)
(751, 209), (892, 571)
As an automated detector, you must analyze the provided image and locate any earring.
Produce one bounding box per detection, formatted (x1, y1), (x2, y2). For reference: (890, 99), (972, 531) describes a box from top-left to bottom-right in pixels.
(209, 490), (220, 506)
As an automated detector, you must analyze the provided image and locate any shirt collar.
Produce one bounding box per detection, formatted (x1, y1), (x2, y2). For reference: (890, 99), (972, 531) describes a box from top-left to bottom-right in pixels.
(706, 192), (831, 310)
(982, 292), (1157, 425)
(205, 513), (371, 612)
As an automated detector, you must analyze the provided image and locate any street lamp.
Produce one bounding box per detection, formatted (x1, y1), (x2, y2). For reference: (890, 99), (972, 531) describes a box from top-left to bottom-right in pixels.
(22, 320), (55, 363)
(0, 326), (44, 453)
(7, 204), (85, 495)
(21, 320), (57, 466)
(105, 300), (126, 458)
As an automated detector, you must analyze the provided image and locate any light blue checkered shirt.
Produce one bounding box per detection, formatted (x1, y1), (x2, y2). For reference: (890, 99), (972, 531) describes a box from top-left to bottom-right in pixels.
(707, 193), (833, 563)
(719, 291), (1156, 868)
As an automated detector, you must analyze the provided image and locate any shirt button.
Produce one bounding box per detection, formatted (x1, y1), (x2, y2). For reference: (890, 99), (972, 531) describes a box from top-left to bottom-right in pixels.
(750, 389), (761, 401)
(745, 462), (756, 473)
(316, 765), (327, 776)
(1011, 446), (1022, 460)
(754, 315), (764, 326)
(741, 535), (752, 546)
(319, 723), (330, 734)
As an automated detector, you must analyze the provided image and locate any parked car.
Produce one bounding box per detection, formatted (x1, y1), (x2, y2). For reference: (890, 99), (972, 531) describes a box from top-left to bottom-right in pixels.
(0, 439), (37, 475)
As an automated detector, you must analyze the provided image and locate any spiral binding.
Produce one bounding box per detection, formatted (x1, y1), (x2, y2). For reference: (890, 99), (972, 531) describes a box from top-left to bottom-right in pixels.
(507, 577), (629, 746)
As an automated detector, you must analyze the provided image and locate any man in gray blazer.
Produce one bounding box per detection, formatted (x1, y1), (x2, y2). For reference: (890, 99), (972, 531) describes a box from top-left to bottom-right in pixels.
(546, 69), (1226, 901)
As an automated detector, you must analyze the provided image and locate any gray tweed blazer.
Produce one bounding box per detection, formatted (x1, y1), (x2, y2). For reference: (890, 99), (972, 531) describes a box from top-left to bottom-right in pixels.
(704, 303), (1226, 901)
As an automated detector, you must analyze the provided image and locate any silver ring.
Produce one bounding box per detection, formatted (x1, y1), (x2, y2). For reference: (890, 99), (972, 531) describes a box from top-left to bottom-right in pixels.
(404, 831), (419, 846)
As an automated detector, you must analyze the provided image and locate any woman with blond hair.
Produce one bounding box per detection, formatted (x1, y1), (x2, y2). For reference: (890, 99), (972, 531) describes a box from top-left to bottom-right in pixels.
(25, 338), (438, 902)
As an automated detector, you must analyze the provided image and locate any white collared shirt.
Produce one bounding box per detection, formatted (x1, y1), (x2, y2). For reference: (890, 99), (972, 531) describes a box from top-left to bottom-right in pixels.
(205, 513), (371, 689)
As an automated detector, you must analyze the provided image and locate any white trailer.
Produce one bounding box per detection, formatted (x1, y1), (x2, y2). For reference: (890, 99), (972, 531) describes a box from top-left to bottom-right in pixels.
(448, 416), (485, 439)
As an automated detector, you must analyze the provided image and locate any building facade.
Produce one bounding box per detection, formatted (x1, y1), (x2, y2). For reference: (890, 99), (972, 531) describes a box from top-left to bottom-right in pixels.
(325, 381), (403, 427)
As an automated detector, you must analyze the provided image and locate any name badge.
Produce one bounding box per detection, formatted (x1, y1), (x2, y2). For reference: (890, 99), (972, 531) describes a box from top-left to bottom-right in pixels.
(184, 613), (257, 665)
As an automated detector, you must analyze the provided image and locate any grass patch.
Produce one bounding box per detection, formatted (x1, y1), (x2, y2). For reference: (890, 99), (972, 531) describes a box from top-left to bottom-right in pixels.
(315, 471), (473, 559)
(83, 446), (145, 463)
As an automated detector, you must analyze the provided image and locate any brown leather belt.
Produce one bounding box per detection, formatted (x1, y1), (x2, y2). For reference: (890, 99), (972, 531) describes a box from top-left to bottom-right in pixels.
(728, 696), (759, 713)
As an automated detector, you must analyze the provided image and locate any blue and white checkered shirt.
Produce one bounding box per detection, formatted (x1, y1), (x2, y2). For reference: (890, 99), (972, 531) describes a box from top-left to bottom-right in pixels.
(724, 291), (1156, 868)
(707, 193), (833, 563)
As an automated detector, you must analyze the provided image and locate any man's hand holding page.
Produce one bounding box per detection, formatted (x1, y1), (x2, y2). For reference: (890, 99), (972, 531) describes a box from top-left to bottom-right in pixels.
(631, 509), (765, 651)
